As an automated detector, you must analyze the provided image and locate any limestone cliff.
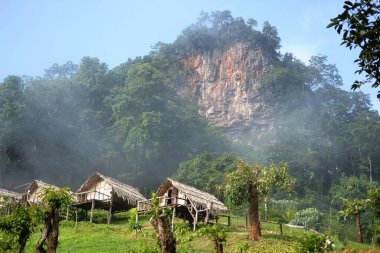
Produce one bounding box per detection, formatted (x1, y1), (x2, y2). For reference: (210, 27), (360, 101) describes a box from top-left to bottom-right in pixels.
(180, 42), (274, 137)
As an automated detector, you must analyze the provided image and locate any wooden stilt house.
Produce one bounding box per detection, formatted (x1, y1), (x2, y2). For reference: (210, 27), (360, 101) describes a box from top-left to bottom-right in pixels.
(73, 172), (146, 224)
(20, 180), (59, 205)
(0, 188), (21, 216)
(137, 178), (227, 230)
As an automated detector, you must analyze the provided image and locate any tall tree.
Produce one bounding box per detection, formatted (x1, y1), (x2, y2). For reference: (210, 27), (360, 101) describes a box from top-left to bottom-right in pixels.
(224, 160), (294, 240)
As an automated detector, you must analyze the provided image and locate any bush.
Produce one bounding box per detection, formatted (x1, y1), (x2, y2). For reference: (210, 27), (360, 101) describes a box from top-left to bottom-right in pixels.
(298, 234), (335, 253)
(293, 208), (323, 230)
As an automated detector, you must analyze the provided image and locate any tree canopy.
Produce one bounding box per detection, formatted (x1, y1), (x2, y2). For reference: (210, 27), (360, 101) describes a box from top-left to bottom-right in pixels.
(328, 0), (380, 97)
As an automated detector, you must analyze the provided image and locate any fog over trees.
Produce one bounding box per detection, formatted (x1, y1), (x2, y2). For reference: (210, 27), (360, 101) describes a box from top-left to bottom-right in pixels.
(0, 11), (379, 209)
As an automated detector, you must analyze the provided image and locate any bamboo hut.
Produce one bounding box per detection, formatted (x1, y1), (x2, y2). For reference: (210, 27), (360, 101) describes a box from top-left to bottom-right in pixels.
(73, 172), (146, 224)
(0, 188), (21, 216)
(20, 180), (59, 205)
(137, 178), (227, 230)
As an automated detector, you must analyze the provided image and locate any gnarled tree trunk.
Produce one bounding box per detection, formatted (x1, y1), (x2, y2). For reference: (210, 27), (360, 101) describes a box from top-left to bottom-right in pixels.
(36, 209), (53, 253)
(150, 215), (176, 253)
(248, 183), (261, 241)
(48, 209), (60, 252)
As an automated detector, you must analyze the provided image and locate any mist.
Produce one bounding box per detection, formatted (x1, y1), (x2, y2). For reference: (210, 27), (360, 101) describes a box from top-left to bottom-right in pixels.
(0, 11), (379, 208)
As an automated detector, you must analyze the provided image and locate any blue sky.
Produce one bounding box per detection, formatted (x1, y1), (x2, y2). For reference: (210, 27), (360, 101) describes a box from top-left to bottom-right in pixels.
(1, 0), (379, 111)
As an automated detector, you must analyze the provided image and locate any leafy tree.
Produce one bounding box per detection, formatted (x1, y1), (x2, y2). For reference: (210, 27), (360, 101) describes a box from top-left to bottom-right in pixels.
(35, 187), (72, 253)
(328, 0), (380, 97)
(44, 61), (78, 79)
(0, 205), (42, 253)
(196, 224), (227, 253)
(224, 159), (294, 240)
(0, 76), (26, 164)
(308, 54), (343, 88)
(339, 198), (369, 243)
(174, 152), (236, 198)
(368, 187), (380, 218)
(330, 175), (377, 202)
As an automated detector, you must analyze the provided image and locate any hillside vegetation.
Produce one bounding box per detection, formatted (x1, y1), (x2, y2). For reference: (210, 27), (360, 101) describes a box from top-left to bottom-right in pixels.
(1, 10), (380, 249)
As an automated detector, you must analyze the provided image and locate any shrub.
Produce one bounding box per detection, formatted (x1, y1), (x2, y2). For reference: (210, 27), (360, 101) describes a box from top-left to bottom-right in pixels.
(298, 234), (335, 253)
(293, 208), (323, 230)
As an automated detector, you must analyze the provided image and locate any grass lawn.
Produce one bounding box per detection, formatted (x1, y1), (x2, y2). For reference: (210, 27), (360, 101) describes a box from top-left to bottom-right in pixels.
(8, 213), (380, 253)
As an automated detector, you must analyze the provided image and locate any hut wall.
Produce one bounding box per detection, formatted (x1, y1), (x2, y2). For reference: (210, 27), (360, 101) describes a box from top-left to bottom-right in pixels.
(28, 187), (44, 204)
(159, 187), (187, 206)
(86, 180), (112, 201)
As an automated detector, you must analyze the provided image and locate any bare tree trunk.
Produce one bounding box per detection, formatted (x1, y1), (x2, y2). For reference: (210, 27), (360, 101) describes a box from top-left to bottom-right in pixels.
(36, 209), (53, 253)
(248, 183), (261, 241)
(150, 215), (176, 253)
(214, 239), (223, 253)
(368, 155), (373, 182)
(47, 209), (60, 252)
(355, 213), (363, 244)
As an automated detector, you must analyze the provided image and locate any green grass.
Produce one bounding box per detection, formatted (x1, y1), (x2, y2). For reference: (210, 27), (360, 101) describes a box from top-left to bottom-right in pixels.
(7, 216), (379, 253)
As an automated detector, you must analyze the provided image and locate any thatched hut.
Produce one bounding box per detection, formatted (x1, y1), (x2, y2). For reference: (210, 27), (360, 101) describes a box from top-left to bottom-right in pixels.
(137, 178), (227, 230)
(73, 172), (146, 223)
(0, 188), (21, 215)
(20, 180), (59, 205)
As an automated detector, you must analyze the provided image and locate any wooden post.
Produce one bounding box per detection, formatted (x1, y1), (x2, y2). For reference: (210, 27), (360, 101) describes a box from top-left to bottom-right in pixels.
(90, 200), (95, 223)
(227, 215), (231, 226)
(66, 206), (69, 220)
(135, 211), (139, 223)
(171, 207), (176, 232)
(107, 204), (113, 224)
(205, 209), (210, 224)
(193, 210), (198, 231)
(75, 208), (79, 229)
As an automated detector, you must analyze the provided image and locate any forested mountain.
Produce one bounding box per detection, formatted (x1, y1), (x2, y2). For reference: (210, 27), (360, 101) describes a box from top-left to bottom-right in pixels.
(0, 10), (379, 208)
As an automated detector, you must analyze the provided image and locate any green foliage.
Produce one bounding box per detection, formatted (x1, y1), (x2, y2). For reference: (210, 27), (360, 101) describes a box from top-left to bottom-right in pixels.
(330, 175), (377, 207)
(328, 0), (380, 97)
(174, 152), (236, 198)
(368, 187), (380, 218)
(146, 193), (172, 218)
(234, 242), (250, 253)
(174, 222), (195, 252)
(224, 160), (295, 206)
(127, 208), (142, 232)
(196, 224), (227, 253)
(269, 199), (298, 223)
(0, 204), (43, 252)
(293, 208), (324, 231)
(165, 11), (280, 61)
(224, 159), (252, 206)
(339, 198), (369, 218)
(298, 234), (335, 253)
(40, 186), (73, 210)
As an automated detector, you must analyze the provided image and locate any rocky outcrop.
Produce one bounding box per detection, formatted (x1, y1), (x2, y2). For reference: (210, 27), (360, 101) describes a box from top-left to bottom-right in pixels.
(180, 42), (274, 136)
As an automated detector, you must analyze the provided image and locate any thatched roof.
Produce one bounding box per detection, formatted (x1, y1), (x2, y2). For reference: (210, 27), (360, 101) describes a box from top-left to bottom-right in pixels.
(0, 188), (20, 199)
(156, 178), (227, 214)
(77, 172), (146, 204)
(27, 180), (59, 194)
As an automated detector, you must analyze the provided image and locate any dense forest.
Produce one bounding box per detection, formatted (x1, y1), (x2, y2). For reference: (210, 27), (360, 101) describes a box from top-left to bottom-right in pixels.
(1, 10), (380, 242)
